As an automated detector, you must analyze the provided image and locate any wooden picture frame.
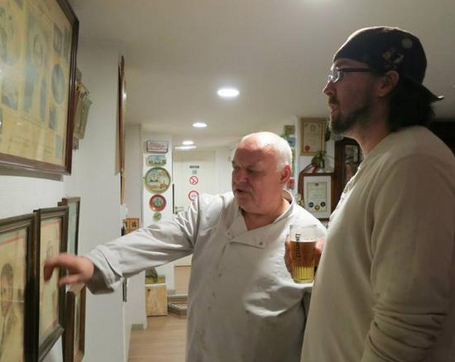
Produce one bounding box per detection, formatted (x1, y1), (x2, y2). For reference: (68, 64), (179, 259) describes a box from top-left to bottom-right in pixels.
(58, 197), (81, 255)
(298, 172), (334, 220)
(118, 56), (127, 203)
(0, 0), (79, 175)
(63, 284), (86, 362)
(0, 213), (38, 362)
(300, 118), (326, 155)
(36, 206), (68, 361)
(333, 138), (362, 207)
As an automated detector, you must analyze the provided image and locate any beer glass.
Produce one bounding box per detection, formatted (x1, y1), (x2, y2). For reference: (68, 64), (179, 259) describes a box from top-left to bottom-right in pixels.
(290, 224), (317, 283)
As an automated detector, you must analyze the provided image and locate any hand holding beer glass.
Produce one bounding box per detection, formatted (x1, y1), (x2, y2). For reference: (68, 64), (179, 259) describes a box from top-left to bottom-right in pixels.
(288, 224), (318, 283)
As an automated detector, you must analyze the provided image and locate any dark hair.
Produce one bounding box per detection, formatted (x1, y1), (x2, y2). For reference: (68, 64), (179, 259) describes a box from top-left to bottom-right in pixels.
(387, 78), (435, 132)
(1, 263), (14, 286)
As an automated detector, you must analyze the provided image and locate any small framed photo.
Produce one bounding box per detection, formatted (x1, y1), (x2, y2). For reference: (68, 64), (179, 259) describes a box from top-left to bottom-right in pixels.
(63, 284), (86, 362)
(0, 213), (38, 362)
(300, 118), (327, 155)
(58, 197), (81, 255)
(36, 207), (68, 361)
(298, 173), (334, 220)
(145, 140), (169, 154)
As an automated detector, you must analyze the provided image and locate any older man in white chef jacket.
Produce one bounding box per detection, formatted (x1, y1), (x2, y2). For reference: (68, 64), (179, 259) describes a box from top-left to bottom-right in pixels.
(45, 131), (326, 362)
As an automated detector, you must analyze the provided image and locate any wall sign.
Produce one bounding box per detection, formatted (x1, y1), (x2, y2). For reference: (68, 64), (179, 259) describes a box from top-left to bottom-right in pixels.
(146, 154), (167, 167)
(145, 140), (168, 154)
(189, 176), (199, 185)
(188, 190), (199, 202)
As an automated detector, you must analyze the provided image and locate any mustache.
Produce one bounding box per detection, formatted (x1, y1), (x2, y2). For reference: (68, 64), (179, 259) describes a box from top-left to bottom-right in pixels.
(328, 96), (338, 106)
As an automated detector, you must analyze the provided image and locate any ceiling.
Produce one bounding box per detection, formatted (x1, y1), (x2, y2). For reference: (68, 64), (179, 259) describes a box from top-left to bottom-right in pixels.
(69, 0), (455, 150)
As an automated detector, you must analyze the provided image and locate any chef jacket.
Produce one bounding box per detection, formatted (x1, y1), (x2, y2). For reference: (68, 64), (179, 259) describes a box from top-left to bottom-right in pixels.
(86, 191), (326, 362)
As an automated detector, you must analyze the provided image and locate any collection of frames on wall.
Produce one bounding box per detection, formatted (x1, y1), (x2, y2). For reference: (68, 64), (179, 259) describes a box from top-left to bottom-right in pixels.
(0, 197), (84, 362)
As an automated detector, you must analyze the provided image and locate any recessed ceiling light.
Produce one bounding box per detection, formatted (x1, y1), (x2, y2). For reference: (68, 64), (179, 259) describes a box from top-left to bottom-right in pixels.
(175, 145), (197, 150)
(193, 122), (208, 128)
(217, 87), (239, 98)
(182, 140), (194, 145)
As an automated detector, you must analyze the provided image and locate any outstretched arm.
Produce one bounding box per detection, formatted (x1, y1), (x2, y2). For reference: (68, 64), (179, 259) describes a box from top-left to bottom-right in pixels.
(44, 253), (95, 287)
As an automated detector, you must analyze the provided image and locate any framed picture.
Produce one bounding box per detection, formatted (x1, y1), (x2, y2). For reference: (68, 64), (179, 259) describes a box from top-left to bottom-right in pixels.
(72, 69), (91, 150)
(300, 118), (327, 155)
(0, 213), (38, 362)
(118, 56), (127, 204)
(145, 154), (167, 167)
(63, 284), (86, 362)
(123, 217), (140, 235)
(36, 206), (68, 361)
(298, 172), (334, 220)
(145, 140), (169, 154)
(58, 197), (81, 255)
(0, 0), (79, 175)
(144, 167), (171, 194)
(334, 138), (363, 206)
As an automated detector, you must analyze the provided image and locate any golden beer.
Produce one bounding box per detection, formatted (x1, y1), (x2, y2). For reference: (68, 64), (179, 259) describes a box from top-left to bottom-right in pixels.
(290, 224), (317, 283)
(290, 240), (316, 283)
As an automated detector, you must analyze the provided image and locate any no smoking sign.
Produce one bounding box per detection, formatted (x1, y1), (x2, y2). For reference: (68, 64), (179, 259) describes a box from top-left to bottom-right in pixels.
(189, 176), (199, 185)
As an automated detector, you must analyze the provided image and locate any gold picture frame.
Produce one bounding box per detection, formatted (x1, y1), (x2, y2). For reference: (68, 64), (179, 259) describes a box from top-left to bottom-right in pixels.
(300, 118), (327, 155)
(0, 0), (79, 175)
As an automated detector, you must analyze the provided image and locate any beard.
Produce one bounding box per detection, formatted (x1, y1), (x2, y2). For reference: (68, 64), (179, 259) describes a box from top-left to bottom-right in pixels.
(328, 95), (374, 136)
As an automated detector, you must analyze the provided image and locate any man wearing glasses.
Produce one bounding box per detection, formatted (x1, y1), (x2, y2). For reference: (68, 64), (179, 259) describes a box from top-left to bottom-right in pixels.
(300, 27), (455, 362)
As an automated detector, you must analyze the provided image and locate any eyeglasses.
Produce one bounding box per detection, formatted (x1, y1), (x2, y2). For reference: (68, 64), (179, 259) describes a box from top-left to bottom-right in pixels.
(328, 66), (374, 83)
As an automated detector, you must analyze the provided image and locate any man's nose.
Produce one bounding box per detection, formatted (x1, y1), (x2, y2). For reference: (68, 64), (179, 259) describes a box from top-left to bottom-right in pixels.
(322, 80), (335, 96)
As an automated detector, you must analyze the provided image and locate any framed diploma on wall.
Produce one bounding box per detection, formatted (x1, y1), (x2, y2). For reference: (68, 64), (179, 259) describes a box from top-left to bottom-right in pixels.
(300, 118), (327, 155)
(298, 172), (334, 220)
(0, 0), (79, 175)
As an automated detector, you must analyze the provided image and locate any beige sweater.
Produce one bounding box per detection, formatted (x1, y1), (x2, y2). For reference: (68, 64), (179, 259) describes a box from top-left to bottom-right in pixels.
(302, 126), (455, 362)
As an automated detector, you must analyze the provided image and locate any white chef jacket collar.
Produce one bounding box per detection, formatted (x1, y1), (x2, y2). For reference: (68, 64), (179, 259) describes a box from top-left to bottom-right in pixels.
(226, 189), (294, 249)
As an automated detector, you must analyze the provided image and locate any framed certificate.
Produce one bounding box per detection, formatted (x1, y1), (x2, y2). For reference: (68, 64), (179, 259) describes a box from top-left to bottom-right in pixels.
(0, 0), (79, 175)
(298, 172), (334, 219)
(300, 118), (327, 155)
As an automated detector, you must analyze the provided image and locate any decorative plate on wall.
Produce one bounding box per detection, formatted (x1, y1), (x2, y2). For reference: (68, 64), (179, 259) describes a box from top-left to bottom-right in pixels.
(149, 195), (166, 212)
(144, 167), (171, 193)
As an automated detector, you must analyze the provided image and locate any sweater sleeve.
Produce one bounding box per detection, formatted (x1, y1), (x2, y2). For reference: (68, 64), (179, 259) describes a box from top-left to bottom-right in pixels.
(361, 155), (455, 362)
(84, 195), (205, 294)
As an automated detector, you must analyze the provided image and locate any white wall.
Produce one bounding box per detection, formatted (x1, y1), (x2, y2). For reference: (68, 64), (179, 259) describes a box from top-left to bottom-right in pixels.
(123, 124), (147, 349)
(61, 42), (125, 362)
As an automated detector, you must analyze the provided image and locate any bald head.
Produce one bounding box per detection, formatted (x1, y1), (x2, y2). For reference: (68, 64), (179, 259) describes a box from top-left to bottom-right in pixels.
(238, 132), (292, 171)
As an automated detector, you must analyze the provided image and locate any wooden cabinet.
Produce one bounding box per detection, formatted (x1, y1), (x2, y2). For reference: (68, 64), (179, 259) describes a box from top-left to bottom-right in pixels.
(145, 283), (168, 316)
(333, 138), (362, 207)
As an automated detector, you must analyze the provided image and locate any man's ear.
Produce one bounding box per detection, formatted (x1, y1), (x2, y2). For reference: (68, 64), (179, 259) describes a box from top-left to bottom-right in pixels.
(280, 165), (292, 185)
(377, 70), (399, 98)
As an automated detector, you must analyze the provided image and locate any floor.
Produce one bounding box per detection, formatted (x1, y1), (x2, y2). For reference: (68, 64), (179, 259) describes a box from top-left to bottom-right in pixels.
(128, 315), (187, 362)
